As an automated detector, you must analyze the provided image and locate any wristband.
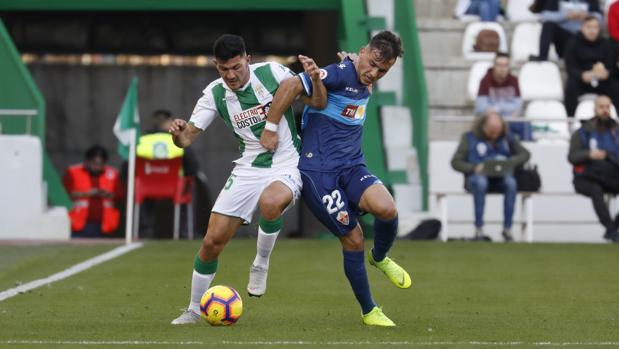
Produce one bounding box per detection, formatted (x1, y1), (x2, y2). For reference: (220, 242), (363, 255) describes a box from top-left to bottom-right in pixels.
(264, 121), (278, 132)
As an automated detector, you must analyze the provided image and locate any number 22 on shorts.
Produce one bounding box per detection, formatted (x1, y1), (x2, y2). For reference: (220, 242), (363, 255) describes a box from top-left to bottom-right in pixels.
(322, 190), (344, 214)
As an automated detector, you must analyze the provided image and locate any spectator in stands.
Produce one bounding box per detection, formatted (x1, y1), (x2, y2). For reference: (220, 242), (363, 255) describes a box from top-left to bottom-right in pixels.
(64, 145), (122, 238)
(451, 110), (530, 241)
(455, 0), (502, 21)
(132, 109), (200, 238)
(147, 109), (199, 177)
(568, 95), (619, 242)
(475, 52), (531, 140)
(564, 16), (619, 116)
(529, 0), (602, 61)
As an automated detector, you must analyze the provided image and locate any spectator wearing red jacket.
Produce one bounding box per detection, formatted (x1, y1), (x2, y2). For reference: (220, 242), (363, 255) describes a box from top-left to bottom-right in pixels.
(608, 1), (619, 43)
(63, 145), (122, 238)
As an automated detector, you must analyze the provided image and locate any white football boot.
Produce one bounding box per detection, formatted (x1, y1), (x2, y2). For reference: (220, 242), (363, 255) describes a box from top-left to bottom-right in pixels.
(171, 309), (201, 325)
(247, 264), (269, 297)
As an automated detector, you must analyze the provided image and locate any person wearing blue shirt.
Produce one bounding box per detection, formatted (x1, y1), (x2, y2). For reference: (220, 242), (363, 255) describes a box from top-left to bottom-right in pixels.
(260, 31), (411, 327)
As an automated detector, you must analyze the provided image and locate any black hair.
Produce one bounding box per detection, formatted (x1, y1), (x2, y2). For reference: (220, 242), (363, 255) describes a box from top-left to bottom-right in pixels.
(495, 52), (509, 60)
(152, 109), (173, 120)
(213, 34), (247, 61)
(583, 15), (600, 23)
(368, 31), (404, 61)
(85, 144), (108, 162)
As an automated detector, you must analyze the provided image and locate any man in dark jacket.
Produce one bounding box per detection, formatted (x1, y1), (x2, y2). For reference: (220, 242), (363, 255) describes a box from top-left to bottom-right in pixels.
(530, 0), (601, 61)
(564, 16), (619, 116)
(568, 95), (619, 242)
(451, 110), (531, 241)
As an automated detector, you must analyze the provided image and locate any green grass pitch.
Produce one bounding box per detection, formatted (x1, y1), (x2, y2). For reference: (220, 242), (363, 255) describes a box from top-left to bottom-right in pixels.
(0, 240), (618, 349)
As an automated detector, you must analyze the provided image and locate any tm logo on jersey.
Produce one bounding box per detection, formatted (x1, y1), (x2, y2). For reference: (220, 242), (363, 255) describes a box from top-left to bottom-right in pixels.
(341, 105), (366, 119)
(233, 102), (271, 129)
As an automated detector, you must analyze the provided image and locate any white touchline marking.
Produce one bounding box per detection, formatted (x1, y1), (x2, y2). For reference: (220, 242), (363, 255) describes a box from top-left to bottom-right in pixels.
(0, 242), (143, 302)
(1, 341), (619, 346)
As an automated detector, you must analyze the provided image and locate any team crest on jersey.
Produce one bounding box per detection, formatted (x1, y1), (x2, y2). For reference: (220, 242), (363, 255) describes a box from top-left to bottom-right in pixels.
(336, 210), (350, 225)
(233, 102), (271, 129)
(319, 69), (328, 80)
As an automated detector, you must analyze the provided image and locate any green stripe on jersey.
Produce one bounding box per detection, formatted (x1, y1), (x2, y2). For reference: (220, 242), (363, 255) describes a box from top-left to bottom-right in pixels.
(252, 152), (273, 168)
(212, 83), (246, 154)
(236, 83), (273, 168)
(284, 108), (301, 153)
(254, 64), (280, 94)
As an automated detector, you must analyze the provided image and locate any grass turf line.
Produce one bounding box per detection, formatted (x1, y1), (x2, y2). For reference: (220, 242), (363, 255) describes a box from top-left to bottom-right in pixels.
(0, 240), (617, 349)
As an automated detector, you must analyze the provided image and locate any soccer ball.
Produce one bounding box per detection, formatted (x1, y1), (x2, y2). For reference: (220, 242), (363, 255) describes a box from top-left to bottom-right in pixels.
(199, 285), (243, 326)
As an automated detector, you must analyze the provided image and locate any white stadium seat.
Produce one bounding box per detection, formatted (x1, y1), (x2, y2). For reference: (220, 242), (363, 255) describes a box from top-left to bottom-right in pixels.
(381, 106), (414, 171)
(524, 100), (570, 140)
(507, 0), (540, 22)
(511, 22), (541, 62)
(574, 99), (618, 120)
(511, 23), (560, 63)
(519, 62), (564, 101)
(462, 22), (508, 61)
(467, 61), (493, 101)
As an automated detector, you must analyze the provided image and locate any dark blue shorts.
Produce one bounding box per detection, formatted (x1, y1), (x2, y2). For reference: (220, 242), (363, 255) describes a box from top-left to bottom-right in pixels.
(300, 165), (382, 237)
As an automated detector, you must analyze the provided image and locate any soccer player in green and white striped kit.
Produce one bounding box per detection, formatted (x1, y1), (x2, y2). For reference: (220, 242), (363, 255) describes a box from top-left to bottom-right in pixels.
(169, 34), (326, 324)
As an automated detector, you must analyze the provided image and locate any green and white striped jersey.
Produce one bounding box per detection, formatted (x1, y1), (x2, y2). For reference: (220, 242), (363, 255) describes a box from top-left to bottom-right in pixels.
(189, 62), (301, 169)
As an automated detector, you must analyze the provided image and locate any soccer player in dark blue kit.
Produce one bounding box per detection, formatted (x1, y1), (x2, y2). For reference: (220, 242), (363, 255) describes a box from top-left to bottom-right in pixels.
(260, 31), (411, 326)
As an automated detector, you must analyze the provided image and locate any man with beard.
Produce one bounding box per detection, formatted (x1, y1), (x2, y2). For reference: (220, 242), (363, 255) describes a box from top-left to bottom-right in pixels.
(569, 95), (619, 242)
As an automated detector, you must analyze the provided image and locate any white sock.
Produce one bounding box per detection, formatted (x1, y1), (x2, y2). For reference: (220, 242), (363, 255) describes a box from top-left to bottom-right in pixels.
(252, 228), (279, 268)
(188, 270), (215, 314)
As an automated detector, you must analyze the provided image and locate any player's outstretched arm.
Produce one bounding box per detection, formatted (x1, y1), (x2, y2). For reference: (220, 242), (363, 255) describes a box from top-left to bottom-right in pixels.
(260, 55), (325, 152)
(298, 55), (327, 110)
(169, 119), (201, 148)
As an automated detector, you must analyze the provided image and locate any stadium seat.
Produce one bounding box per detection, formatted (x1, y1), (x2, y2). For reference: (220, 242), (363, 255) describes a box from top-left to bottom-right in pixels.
(511, 23), (560, 63)
(574, 99), (619, 120)
(133, 157), (194, 240)
(518, 62), (563, 101)
(467, 60), (493, 101)
(524, 100), (570, 140)
(381, 106), (413, 171)
(461, 22), (508, 61)
(511, 23), (541, 63)
(506, 0), (539, 22)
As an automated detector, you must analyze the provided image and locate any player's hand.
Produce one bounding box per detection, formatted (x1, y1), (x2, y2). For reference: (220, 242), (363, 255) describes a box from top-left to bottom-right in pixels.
(260, 129), (279, 152)
(474, 163), (484, 174)
(590, 149), (607, 160)
(337, 51), (358, 63)
(169, 119), (187, 136)
(298, 55), (320, 82)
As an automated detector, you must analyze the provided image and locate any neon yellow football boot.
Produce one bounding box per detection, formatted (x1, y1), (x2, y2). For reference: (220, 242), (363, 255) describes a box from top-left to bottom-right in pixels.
(362, 307), (396, 327)
(368, 249), (412, 289)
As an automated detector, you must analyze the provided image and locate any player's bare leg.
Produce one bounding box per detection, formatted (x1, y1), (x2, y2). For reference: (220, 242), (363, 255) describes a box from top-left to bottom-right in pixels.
(359, 184), (411, 289)
(247, 181), (293, 297)
(171, 213), (242, 324)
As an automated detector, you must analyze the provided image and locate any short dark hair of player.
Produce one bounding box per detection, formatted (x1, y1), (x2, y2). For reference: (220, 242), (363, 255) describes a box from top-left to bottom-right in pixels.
(213, 34), (247, 61)
(583, 14), (600, 24)
(495, 52), (510, 61)
(85, 144), (108, 162)
(368, 31), (404, 61)
(152, 109), (173, 120)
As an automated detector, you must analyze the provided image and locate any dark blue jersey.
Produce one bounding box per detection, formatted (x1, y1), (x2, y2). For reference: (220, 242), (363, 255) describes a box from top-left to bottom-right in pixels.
(298, 58), (371, 172)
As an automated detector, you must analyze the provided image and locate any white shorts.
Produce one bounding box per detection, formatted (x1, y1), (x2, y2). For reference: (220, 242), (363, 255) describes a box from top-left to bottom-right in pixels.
(211, 166), (302, 224)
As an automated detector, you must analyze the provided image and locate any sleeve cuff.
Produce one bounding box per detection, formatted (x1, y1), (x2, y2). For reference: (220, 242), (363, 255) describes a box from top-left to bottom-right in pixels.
(298, 73), (312, 96)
